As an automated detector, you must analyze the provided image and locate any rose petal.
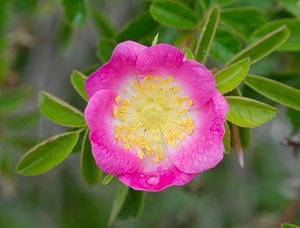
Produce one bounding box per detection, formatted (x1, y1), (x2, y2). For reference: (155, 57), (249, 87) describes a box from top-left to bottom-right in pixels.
(85, 41), (147, 98)
(85, 90), (140, 175)
(136, 44), (215, 107)
(177, 59), (216, 107)
(171, 91), (229, 173)
(119, 165), (194, 192)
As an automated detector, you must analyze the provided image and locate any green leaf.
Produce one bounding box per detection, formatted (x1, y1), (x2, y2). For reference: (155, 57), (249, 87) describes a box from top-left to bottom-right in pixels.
(117, 13), (158, 42)
(71, 128), (85, 153)
(152, 33), (159, 46)
(62, 0), (86, 27)
(244, 75), (300, 111)
(92, 10), (116, 38)
(202, 0), (236, 8)
(220, 7), (265, 39)
(102, 174), (114, 185)
(226, 96), (277, 128)
(16, 131), (80, 175)
(97, 38), (116, 62)
(150, 0), (198, 30)
(240, 127), (250, 149)
(71, 71), (87, 101)
(227, 26), (290, 65)
(38, 91), (86, 127)
(210, 26), (242, 63)
(183, 47), (194, 59)
(0, 86), (31, 113)
(251, 19), (300, 51)
(108, 183), (129, 226)
(119, 189), (145, 220)
(217, 0), (236, 5)
(237, 0), (272, 10)
(281, 223), (300, 228)
(223, 122), (231, 154)
(195, 7), (220, 63)
(215, 58), (250, 94)
(81, 130), (102, 186)
(278, 0), (300, 18)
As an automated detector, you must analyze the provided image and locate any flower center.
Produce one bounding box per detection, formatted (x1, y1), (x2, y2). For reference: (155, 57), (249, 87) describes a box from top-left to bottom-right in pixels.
(141, 104), (166, 128)
(113, 76), (195, 163)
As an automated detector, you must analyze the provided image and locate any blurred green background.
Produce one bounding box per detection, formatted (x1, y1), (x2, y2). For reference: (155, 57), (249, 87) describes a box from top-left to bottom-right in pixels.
(1, 0), (300, 227)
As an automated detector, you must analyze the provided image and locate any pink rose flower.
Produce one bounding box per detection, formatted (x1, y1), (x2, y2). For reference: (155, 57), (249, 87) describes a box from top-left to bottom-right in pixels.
(84, 41), (228, 191)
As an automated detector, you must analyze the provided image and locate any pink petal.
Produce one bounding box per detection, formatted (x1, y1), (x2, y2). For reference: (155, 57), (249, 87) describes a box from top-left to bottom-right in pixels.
(136, 44), (215, 107)
(118, 165), (195, 192)
(84, 90), (140, 175)
(85, 41), (147, 98)
(177, 60), (216, 107)
(171, 91), (229, 174)
(136, 43), (185, 76)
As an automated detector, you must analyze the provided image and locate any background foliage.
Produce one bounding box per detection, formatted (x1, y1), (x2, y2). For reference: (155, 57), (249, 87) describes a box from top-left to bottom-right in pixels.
(1, 0), (300, 227)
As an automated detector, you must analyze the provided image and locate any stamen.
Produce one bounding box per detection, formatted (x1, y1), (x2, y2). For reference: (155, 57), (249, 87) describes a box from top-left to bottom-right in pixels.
(113, 76), (195, 163)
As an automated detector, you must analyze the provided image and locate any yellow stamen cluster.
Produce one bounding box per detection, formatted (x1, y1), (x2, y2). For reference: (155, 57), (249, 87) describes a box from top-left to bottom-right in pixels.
(113, 76), (195, 163)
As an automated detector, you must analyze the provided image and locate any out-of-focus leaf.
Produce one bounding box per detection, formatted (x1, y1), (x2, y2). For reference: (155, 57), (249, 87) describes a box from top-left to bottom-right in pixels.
(81, 130), (102, 186)
(38, 91), (86, 127)
(158, 27), (180, 43)
(0, 152), (12, 177)
(240, 127), (250, 149)
(220, 7), (265, 39)
(71, 71), (87, 101)
(152, 33), (159, 46)
(119, 189), (145, 220)
(215, 58), (250, 94)
(226, 96), (277, 128)
(217, 0), (236, 4)
(118, 13), (158, 42)
(251, 19), (300, 51)
(10, 0), (37, 15)
(57, 22), (72, 48)
(245, 75), (300, 111)
(193, 0), (205, 18)
(183, 47), (194, 59)
(281, 223), (300, 228)
(83, 64), (101, 76)
(0, 0), (8, 30)
(92, 10), (116, 38)
(16, 131), (80, 175)
(7, 136), (37, 149)
(97, 38), (116, 62)
(223, 122), (231, 153)
(7, 110), (39, 129)
(237, 0), (273, 10)
(108, 183), (129, 226)
(211, 27), (242, 63)
(195, 7), (220, 63)
(0, 86), (31, 113)
(102, 174), (114, 185)
(0, 57), (8, 85)
(227, 26), (290, 65)
(150, 1), (198, 30)
(202, 0), (236, 8)
(62, 0), (86, 27)
(287, 108), (300, 132)
(278, 0), (300, 18)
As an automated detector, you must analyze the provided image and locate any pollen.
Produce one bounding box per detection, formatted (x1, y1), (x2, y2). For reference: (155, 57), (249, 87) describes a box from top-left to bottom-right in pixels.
(113, 76), (195, 163)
